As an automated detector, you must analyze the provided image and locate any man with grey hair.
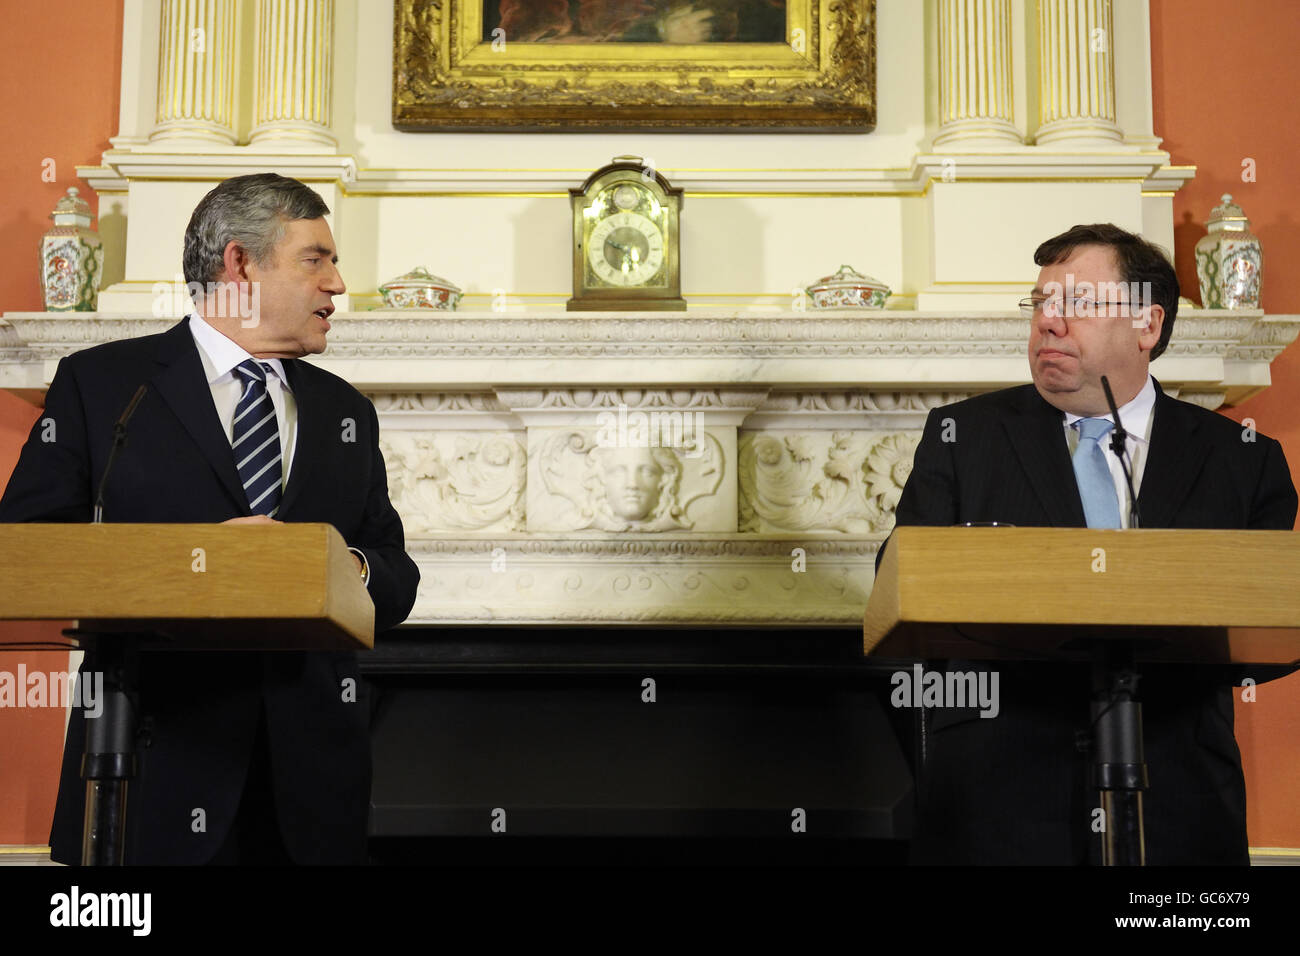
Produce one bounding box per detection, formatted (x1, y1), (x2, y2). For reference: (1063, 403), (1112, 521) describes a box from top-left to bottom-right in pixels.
(0, 173), (420, 864)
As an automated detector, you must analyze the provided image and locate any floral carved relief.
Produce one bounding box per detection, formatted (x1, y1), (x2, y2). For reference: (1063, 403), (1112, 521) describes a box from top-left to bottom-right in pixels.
(739, 431), (919, 533)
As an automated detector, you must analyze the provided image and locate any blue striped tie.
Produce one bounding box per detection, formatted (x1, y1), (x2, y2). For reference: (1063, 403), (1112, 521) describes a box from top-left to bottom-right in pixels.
(1073, 417), (1121, 529)
(232, 359), (282, 516)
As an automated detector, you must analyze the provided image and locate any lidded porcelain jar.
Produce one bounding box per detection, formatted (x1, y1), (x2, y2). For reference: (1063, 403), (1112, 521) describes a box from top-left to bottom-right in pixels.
(804, 265), (891, 310)
(378, 267), (463, 310)
(1194, 194), (1262, 309)
(40, 187), (104, 312)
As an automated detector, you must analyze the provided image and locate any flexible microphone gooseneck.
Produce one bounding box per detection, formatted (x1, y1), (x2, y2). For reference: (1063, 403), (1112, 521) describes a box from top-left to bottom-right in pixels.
(92, 384), (149, 524)
(1100, 375), (1140, 529)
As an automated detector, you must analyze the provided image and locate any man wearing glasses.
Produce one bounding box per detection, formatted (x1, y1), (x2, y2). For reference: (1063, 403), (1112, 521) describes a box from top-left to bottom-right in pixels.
(880, 222), (1296, 864)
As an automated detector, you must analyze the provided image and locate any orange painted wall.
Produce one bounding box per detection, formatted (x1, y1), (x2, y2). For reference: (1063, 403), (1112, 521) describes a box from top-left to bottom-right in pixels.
(0, 0), (122, 845)
(0, 394), (68, 845)
(1151, 0), (1300, 849)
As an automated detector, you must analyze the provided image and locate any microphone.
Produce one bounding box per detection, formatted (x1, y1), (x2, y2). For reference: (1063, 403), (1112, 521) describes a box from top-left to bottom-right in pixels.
(92, 385), (148, 524)
(1100, 375), (1140, 529)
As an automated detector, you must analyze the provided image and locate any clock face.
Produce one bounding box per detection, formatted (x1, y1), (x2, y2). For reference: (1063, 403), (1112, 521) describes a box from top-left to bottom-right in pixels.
(581, 183), (670, 289)
(569, 163), (683, 311)
(588, 211), (665, 286)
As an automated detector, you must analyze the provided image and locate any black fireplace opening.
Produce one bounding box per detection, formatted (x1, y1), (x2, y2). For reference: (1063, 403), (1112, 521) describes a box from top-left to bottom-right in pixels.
(363, 626), (918, 866)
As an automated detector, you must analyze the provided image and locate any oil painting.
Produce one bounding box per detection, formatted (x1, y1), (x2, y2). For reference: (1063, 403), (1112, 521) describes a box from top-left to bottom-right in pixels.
(393, 0), (875, 131)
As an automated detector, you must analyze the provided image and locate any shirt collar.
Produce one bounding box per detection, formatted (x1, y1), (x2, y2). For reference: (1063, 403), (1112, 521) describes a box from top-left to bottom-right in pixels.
(1063, 374), (1155, 443)
(188, 313), (290, 390)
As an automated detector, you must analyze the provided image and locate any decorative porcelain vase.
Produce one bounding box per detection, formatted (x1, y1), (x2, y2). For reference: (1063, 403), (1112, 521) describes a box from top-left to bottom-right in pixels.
(805, 265), (891, 310)
(378, 267), (462, 310)
(1194, 194), (1262, 309)
(40, 187), (104, 312)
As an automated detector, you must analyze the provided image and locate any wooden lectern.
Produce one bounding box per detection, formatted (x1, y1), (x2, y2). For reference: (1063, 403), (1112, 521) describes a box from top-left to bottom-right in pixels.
(0, 523), (375, 865)
(864, 527), (1300, 865)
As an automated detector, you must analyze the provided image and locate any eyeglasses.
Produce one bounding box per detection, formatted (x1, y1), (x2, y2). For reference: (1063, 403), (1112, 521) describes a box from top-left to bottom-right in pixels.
(1018, 297), (1145, 320)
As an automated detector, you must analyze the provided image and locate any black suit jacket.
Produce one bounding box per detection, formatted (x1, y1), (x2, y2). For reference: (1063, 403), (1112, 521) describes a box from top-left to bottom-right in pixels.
(0, 318), (421, 864)
(879, 378), (1297, 864)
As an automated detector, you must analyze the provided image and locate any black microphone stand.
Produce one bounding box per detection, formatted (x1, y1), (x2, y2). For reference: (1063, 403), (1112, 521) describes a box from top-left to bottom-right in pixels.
(1087, 376), (1148, 865)
(80, 385), (147, 865)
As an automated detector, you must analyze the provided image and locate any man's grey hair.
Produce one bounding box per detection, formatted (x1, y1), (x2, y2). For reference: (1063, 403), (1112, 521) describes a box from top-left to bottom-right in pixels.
(182, 173), (329, 287)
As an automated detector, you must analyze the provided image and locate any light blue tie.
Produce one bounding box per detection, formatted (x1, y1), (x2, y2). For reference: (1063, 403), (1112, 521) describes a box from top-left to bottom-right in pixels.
(1073, 418), (1121, 529)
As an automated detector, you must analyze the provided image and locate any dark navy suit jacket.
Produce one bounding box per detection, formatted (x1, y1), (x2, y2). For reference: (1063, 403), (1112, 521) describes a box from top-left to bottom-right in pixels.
(0, 318), (420, 864)
(878, 378), (1296, 864)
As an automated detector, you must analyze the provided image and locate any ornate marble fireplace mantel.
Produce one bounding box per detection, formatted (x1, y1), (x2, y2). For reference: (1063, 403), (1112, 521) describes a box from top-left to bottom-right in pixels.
(3, 309), (1295, 626)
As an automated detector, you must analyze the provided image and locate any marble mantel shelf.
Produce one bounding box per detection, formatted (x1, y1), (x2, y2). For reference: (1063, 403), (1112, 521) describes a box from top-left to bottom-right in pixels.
(3, 308), (1294, 625)
(2, 309), (1295, 405)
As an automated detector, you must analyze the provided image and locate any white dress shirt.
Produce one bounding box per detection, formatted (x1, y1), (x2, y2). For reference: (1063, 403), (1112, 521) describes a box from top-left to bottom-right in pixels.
(189, 312), (297, 486)
(1062, 374), (1156, 529)
(187, 314), (369, 586)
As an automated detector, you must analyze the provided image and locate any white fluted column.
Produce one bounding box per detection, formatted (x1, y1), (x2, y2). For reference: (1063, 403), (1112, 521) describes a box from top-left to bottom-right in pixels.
(933, 0), (1022, 148)
(249, 0), (336, 147)
(150, 0), (237, 144)
(1035, 0), (1122, 145)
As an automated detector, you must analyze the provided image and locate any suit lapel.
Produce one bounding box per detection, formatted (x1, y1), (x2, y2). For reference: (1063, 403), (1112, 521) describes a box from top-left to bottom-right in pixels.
(1002, 386), (1086, 527)
(1137, 379), (1210, 528)
(149, 319), (250, 514)
(277, 358), (326, 517)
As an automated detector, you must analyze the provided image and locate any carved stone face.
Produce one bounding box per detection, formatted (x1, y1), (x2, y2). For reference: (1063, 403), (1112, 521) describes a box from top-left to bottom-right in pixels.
(600, 446), (664, 521)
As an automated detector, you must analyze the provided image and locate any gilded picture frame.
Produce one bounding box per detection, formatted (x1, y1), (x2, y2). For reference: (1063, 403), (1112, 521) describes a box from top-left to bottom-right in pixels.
(392, 1), (876, 131)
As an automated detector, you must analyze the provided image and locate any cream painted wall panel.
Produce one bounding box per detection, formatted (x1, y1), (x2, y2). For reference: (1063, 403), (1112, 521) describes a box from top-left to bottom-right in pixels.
(341, 0), (929, 171)
(122, 182), (225, 283)
(96, 193), (130, 290)
(1019, 0), (1040, 139)
(122, 180), (344, 288)
(685, 198), (906, 297)
(336, 195), (906, 302)
(344, 196), (570, 301)
(901, 189), (933, 293)
(1111, 0), (1158, 145)
(332, 0), (358, 151)
(115, 0), (161, 145)
(1009, 0), (1029, 138)
(930, 182), (1142, 282)
(1142, 194), (1176, 260)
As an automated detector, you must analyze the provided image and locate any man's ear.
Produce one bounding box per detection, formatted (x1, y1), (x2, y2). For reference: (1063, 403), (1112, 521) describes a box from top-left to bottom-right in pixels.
(1136, 303), (1164, 354)
(220, 239), (253, 283)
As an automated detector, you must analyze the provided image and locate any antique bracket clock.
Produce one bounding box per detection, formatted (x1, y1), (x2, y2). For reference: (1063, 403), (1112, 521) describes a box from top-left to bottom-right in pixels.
(567, 156), (685, 312)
